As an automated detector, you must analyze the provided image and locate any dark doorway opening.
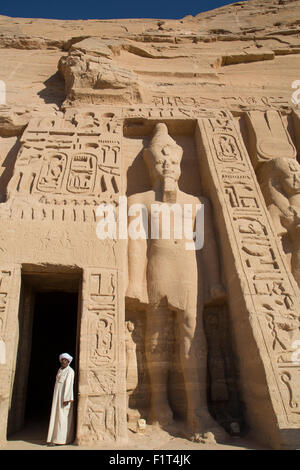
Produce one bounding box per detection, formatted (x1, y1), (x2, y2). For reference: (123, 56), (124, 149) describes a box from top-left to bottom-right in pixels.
(25, 291), (78, 424)
(8, 267), (81, 444)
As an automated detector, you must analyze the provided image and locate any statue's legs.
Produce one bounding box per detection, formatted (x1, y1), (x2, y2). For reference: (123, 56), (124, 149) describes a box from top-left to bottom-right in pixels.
(145, 303), (174, 426)
(177, 306), (227, 443)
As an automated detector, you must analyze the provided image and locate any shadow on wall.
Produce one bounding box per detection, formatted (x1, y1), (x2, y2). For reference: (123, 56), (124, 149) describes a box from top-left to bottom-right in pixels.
(0, 136), (21, 203)
(38, 72), (66, 107)
(126, 146), (152, 197)
(204, 304), (247, 437)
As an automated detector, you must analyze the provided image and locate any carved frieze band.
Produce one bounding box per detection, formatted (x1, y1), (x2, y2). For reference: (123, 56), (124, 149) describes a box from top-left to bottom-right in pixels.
(5, 112), (123, 222)
(197, 111), (300, 424)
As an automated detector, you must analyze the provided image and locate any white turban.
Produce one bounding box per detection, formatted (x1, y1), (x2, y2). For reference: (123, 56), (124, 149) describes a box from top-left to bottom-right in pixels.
(59, 353), (73, 364)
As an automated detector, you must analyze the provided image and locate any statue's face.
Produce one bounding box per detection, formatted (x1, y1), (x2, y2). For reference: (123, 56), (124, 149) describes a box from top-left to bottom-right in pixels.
(280, 160), (300, 194)
(149, 143), (182, 183)
(127, 321), (135, 332)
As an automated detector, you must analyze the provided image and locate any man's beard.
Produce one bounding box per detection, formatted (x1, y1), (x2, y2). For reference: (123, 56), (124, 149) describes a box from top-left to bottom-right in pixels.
(163, 176), (177, 203)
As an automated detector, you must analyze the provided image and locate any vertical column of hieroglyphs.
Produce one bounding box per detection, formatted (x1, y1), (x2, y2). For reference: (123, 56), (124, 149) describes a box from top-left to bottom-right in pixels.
(0, 265), (21, 446)
(71, 110), (126, 444)
(77, 267), (127, 445)
(196, 111), (300, 447)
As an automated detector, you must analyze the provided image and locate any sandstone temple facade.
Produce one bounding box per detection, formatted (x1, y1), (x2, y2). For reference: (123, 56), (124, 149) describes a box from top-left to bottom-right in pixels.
(0, 0), (300, 450)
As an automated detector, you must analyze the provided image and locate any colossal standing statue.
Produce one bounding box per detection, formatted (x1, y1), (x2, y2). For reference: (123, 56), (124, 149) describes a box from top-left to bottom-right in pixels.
(126, 123), (227, 443)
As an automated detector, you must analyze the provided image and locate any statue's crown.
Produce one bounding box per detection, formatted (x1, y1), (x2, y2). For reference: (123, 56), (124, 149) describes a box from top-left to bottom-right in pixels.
(150, 123), (177, 147)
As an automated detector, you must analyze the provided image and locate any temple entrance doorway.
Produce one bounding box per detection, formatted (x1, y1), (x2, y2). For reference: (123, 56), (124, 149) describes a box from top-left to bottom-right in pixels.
(7, 267), (82, 444)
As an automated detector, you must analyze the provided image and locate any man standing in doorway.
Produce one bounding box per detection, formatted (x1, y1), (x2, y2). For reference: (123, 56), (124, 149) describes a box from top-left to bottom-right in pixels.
(47, 353), (75, 446)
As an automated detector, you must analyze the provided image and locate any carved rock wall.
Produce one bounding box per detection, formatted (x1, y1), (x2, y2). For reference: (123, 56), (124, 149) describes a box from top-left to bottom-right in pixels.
(0, 0), (300, 450)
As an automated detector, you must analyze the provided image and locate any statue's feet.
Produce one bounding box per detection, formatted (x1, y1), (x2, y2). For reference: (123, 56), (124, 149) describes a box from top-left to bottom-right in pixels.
(186, 413), (228, 444)
(127, 408), (141, 422)
(127, 409), (142, 432)
(150, 404), (174, 428)
(190, 431), (216, 444)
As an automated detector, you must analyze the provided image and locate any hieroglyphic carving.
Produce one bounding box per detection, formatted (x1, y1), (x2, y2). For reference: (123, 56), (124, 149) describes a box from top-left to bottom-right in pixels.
(0, 270), (13, 343)
(6, 112), (123, 221)
(151, 95), (290, 111)
(67, 154), (97, 194)
(37, 153), (68, 192)
(197, 111), (300, 440)
(88, 367), (117, 395)
(222, 95), (290, 111)
(122, 105), (216, 120)
(77, 268), (126, 444)
(213, 134), (242, 163)
(90, 315), (115, 365)
(79, 395), (116, 443)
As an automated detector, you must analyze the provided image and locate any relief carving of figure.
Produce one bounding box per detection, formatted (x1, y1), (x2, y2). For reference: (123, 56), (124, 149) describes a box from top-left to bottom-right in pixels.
(126, 123), (227, 443)
(125, 320), (141, 428)
(257, 157), (300, 288)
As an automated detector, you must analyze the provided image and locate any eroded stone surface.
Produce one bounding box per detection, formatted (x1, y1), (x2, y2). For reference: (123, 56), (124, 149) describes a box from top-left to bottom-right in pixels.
(0, 0), (300, 451)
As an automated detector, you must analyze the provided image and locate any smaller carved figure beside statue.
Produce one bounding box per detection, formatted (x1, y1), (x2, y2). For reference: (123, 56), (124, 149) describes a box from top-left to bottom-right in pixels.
(257, 157), (300, 289)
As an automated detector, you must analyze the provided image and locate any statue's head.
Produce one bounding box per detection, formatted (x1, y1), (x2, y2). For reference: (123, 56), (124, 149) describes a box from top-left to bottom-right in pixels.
(272, 157), (300, 196)
(126, 321), (135, 333)
(143, 123), (183, 186)
(258, 157), (300, 201)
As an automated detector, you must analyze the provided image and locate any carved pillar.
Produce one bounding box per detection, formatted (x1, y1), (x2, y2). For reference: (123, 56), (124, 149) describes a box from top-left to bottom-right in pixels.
(0, 265), (21, 447)
(196, 111), (300, 449)
(77, 268), (127, 445)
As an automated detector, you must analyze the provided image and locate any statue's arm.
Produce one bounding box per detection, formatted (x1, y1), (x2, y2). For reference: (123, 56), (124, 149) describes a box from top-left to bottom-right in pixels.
(264, 182), (292, 236)
(126, 195), (148, 303)
(267, 183), (290, 216)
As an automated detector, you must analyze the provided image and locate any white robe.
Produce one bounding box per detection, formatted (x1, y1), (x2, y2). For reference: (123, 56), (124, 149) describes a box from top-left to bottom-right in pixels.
(47, 365), (75, 444)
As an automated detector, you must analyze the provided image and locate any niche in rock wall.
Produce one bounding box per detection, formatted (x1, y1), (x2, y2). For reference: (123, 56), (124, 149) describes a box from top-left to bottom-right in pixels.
(204, 304), (246, 436)
(123, 119), (200, 198)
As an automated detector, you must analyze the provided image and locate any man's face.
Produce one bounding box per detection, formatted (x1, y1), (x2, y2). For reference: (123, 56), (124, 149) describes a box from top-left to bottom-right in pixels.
(60, 358), (69, 368)
(149, 143), (182, 183)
